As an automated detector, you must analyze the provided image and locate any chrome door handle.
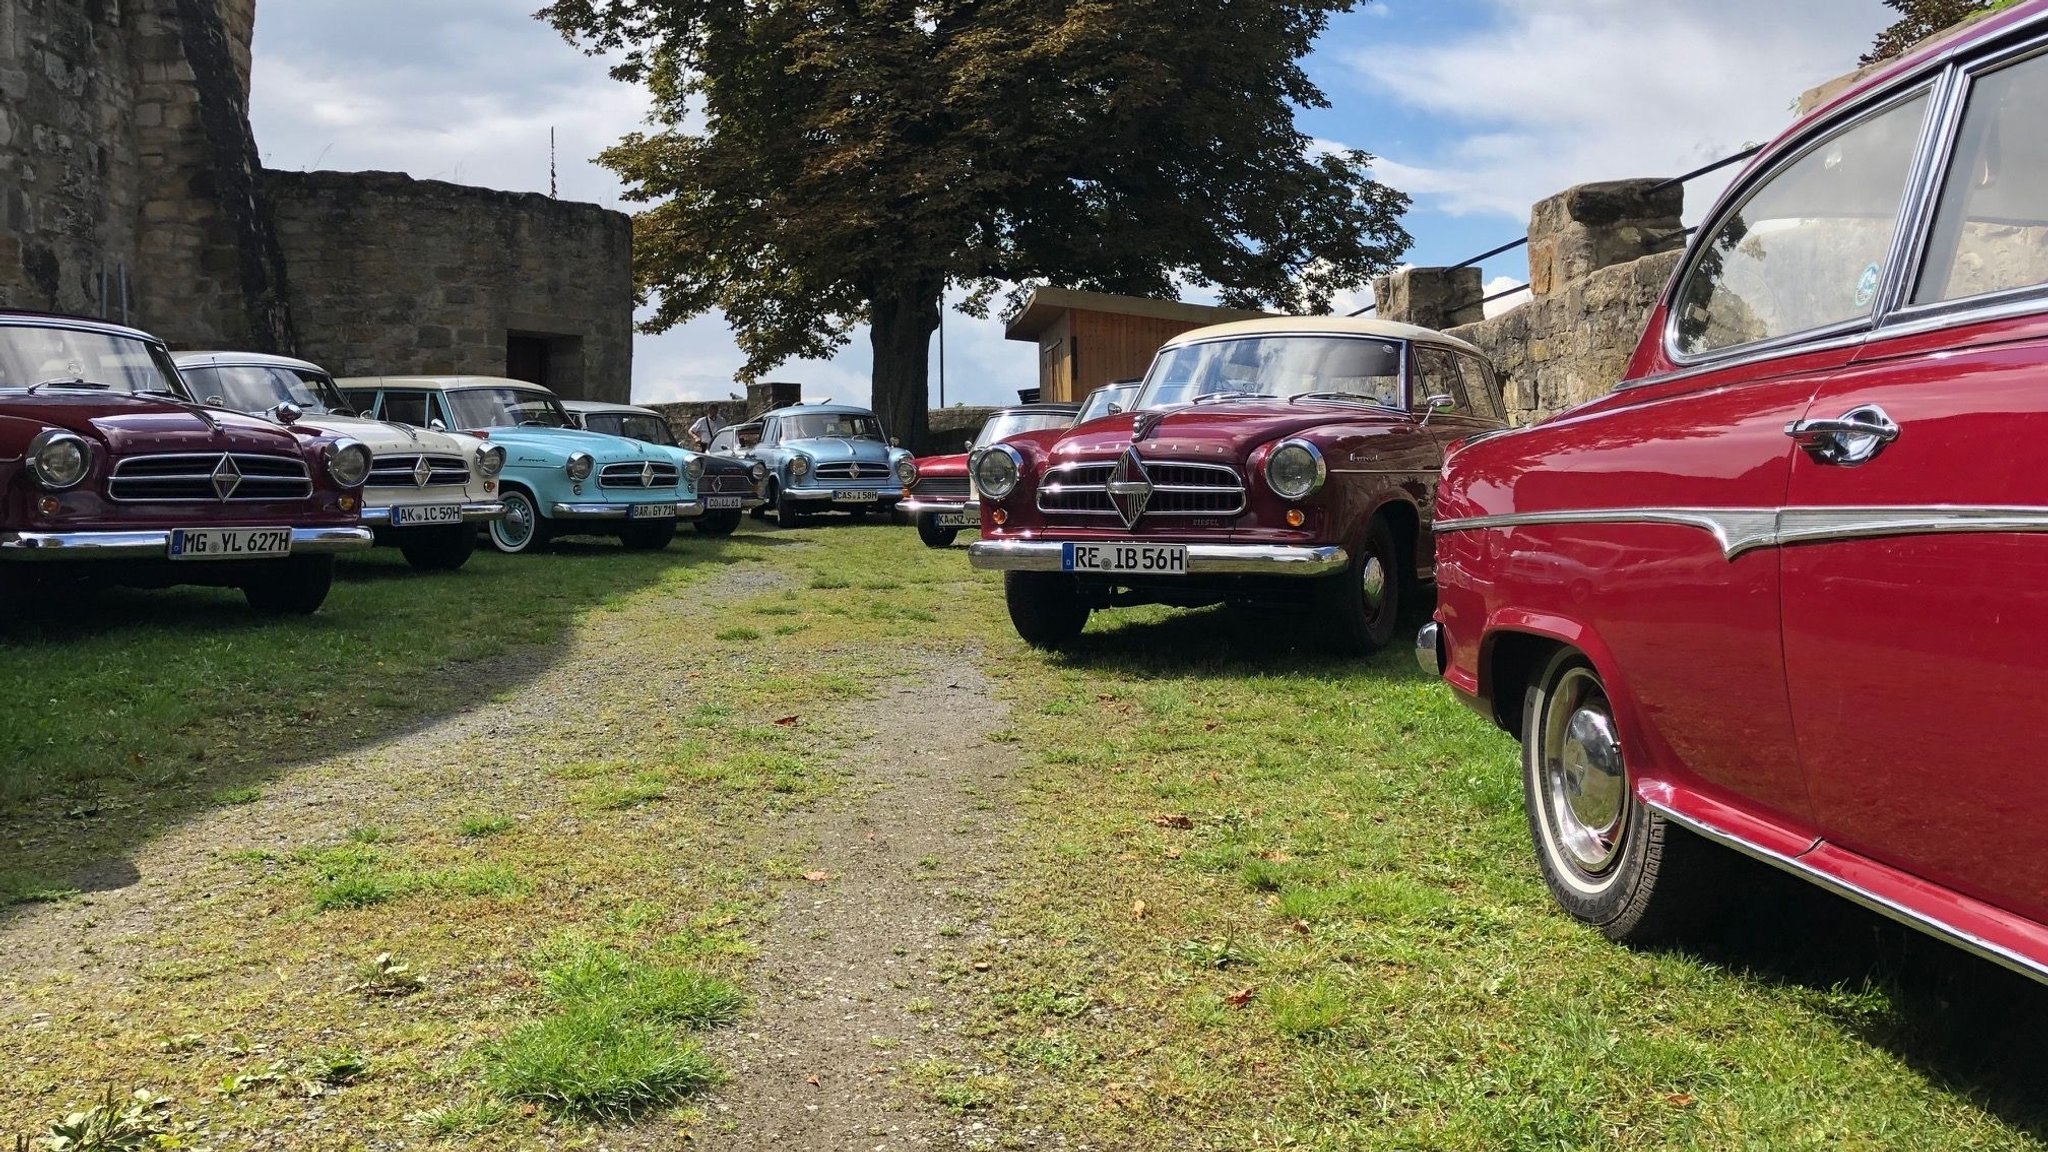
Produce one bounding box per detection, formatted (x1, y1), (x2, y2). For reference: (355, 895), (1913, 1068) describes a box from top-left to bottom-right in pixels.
(1786, 405), (1899, 466)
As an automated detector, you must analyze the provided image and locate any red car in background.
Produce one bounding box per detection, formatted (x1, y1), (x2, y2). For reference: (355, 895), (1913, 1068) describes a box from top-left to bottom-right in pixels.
(1425, 0), (2048, 981)
(903, 402), (1078, 548)
(0, 313), (373, 614)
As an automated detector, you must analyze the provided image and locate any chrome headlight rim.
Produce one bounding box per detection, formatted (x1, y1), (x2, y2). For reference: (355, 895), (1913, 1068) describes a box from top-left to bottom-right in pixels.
(749, 460), (768, 484)
(475, 443), (506, 480)
(787, 454), (812, 480)
(685, 455), (707, 484)
(565, 452), (596, 482)
(325, 437), (372, 489)
(1264, 439), (1326, 501)
(896, 456), (918, 487)
(974, 444), (1023, 501)
(25, 429), (90, 491)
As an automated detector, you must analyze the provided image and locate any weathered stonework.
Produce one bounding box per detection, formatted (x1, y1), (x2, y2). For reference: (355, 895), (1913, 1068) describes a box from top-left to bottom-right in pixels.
(266, 170), (633, 402)
(1526, 179), (1683, 298)
(1371, 266), (1483, 331)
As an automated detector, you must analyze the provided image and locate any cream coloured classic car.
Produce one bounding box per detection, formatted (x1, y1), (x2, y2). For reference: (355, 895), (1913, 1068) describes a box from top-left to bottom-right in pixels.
(176, 352), (506, 571)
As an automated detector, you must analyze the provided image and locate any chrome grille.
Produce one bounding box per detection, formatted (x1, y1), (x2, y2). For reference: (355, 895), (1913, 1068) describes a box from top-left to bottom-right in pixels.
(703, 472), (756, 495)
(814, 462), (892, 481)
(599, 461), (680, 489)
(367, 453), (468, 489)
(912, 476), (971, 500)
(109, 453), (313, 503)
(1036, 459), (1246, 518)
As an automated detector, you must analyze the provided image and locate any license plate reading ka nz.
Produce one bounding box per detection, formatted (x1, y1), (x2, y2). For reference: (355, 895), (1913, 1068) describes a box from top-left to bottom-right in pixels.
(1062, 542), (1187, 574)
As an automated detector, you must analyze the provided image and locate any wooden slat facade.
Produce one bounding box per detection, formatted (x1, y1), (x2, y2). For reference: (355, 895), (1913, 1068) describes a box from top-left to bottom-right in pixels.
(1007, 288), (1277, 404)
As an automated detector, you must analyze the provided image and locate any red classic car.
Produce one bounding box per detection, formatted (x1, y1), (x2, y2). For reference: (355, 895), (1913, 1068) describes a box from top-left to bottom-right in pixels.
(903, 403), (1078, 548)
(0, 313), (373, 613)
(968, 318), (1507, 651)
(1425, 0), (2048, 981)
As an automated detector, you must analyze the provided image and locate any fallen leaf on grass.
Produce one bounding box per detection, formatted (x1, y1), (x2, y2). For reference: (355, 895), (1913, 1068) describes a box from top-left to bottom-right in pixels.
(1666, 1093), (1696, 1109)
(775, 714), (800, 726)
(1290, 919), (1310, 935)
(1203, 722), (1220, 731)
(1131, 899), (1147, 920)
(1225, 986), (1256, 1008)
(1256, 850), (1293, 863)
(1151, 814), (1193, 830)
(806, 1074), (821, 1087)
(1163, 848), (1182, 860)
(802, 871), (832, 883)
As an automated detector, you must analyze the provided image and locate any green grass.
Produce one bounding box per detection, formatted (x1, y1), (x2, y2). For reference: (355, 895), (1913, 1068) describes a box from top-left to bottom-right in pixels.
(0, 870), (77, 906)
(456, 814), (515, 838)
(481, 1007), (721, 1120)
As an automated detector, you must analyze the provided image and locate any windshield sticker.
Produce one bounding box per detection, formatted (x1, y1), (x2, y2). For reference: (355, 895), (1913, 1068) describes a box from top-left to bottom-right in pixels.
(1855, 263), (1881, 309)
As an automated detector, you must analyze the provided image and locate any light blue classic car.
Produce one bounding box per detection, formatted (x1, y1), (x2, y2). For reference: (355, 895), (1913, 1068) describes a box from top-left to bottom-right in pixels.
(715, 402), (917, 527)
(338, 375), (703, 554)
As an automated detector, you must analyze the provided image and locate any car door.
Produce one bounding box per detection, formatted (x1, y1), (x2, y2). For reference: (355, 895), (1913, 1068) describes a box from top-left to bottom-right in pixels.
(1782, 46), (2048, 925)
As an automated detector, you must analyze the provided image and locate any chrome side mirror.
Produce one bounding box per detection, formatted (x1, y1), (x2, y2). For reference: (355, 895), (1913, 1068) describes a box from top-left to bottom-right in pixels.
(430, 419), (447, 432)
(1419, 393), (1454, 426)
(273, 401), (303, 425)
(1107, 403), (1125, 415)
(205, 395), (225, 408)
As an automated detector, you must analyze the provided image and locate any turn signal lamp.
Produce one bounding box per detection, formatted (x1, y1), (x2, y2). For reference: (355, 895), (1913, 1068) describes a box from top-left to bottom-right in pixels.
(992, 508), (1009, 527)
(37, 496), (59, 516)
(1286, 508), (1306, 528)
(340, 495), (358, 512)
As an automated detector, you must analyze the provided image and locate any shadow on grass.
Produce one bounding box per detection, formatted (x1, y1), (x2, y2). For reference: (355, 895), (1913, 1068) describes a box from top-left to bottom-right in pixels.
(0, 528), (778, 924)
(1049, 600), (1432, 682)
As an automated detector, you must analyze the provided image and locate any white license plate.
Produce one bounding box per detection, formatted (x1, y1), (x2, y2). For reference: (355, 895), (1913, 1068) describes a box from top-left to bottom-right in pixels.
(937, 511), (979, 528)
(833, 489), (880, 503)
(631, 503), (677, 520)
(1062, 542), (1187, 575)
(705, 496), (744, 510)
(392, 503), (462, 527)
(168, 527), (292, 560)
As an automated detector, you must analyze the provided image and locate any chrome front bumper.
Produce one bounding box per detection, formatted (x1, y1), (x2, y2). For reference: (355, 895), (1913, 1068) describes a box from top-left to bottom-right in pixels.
(0, 525), (375, 561)
(552, 500), (704, 521)
(899, 498), (969, 515)
(1416, 621), (1444, 677)
(966, 540), (1348, 576)
(362, 501), (507, 526)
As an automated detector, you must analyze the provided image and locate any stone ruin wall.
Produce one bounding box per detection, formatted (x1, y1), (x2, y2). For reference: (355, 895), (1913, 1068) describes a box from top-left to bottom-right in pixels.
(0, 0), (633, 400)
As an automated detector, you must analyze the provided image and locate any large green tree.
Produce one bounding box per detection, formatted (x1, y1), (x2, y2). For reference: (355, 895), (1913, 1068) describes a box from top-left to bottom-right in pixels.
(540, 0), (1410, 447)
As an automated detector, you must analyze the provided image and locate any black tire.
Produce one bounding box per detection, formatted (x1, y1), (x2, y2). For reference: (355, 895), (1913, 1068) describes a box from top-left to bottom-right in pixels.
(772, 483), (807, 528)
(619, 519), (678, 551)
(489, 487), (550, 554)
(1522, 650), (1722, 944)
(1003, 572), (1090, 651)
(915, 513), (960, 550)
(243, 555), (336, 615)
(397, 524), (477, 572)
(694, 510), (743, 536)
(1318, 516), (1403, 655)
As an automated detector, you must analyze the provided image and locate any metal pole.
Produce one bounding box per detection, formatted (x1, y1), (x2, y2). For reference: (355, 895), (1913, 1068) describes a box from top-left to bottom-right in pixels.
(938, 306), (946, 408)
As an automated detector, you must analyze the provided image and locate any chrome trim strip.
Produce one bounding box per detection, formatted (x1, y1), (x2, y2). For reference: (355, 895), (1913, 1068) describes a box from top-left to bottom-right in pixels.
(967, 540), (1347, 576)
(1647, 801), (2048, 984)
(1435, 505), (2048, 561)
(1415, 621), (1443, 678)
(899, 499), (969, 515)
(361, 501), (507, 526)
(0, 525), (374, 560)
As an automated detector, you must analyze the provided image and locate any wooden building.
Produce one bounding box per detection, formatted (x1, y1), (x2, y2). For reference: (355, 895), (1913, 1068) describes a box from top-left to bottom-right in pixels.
(1004, 288), (1276, 403)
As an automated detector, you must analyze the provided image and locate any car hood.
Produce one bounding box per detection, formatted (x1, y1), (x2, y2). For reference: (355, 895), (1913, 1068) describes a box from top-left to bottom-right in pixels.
(292, 413), (474, 457)
(1048, 402), (1407, 461)
(783, 437), (898, 463)
(3, 391), (311, 456)
(700, 453), (757, 476)
(476, 425), (683, 465)
(913, 452), (967, 476)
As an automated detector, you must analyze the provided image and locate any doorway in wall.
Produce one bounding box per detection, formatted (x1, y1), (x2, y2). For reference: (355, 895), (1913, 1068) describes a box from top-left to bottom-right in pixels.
(505, 331), (586, 396)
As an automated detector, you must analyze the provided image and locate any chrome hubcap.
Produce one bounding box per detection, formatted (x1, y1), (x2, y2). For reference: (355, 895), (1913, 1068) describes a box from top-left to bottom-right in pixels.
(1361, 555), (1387, 611)
(1541, 668), (1627, 874)
(501, 496), (534, 545)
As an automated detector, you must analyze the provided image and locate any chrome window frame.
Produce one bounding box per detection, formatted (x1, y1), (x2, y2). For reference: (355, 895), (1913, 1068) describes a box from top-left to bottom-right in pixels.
(1134, 331), (1415, 412)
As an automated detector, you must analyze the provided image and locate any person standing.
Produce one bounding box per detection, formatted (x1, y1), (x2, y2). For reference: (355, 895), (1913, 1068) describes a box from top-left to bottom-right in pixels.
(689, 404), (728, 450)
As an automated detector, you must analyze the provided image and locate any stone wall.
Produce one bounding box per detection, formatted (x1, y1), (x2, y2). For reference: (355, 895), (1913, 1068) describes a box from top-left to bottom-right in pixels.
(265, 170), (634, 401)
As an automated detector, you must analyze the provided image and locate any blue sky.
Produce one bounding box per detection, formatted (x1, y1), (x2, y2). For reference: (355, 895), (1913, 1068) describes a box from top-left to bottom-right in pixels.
(249, 0), (1892, 407)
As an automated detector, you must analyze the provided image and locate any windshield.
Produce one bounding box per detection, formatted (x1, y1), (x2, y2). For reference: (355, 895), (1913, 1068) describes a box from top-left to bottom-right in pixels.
(1076, 384), (1140, 424)
(1135, 335), (1406, 410)
(973, 411), (1073, 449)
(205, 364), (349, 415)
(0, 323), (185, 395)
(588, 412), (677, 446)
(781, 412), (884, 441)
(448, 387), (572, 430)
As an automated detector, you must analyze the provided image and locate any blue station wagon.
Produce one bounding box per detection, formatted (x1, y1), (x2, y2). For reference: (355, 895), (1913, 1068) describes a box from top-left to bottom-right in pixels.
(715, 402), (917, 527)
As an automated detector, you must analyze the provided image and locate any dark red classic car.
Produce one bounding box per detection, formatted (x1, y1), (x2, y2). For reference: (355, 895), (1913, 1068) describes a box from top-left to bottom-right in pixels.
(0, 313), (373, 613)
(968, 318), (1507, 651)
(1425, 0), (2048, 980)
(903, 403), (1077, 548)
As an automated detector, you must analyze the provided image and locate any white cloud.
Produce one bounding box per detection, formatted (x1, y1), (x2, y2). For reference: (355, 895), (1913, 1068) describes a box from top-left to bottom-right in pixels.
(1481, 276), (1529, 318)
(1348, 0), (1892, 224)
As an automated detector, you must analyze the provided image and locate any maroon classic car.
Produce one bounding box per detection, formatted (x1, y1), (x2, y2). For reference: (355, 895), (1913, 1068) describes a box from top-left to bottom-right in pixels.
(968, 318), (1507, 651)
(1425, 0), (2048, 981)
(0, 313), (373, 613)
(902, 403), (1078, 548)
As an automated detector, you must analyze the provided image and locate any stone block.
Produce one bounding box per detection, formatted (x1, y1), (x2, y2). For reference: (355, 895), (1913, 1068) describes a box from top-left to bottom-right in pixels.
(1527, 179), (1685, 298)
(1371, 266), (1485, 330)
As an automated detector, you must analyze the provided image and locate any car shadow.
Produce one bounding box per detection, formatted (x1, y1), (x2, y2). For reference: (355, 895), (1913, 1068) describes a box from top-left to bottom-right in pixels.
(0, 530), (773, 925)
(1050, 600), (1430, 681)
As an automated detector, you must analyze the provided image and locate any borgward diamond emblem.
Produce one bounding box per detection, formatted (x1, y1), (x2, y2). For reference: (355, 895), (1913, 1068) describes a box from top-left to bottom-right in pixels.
(210, 455), (243, 501)
(1106, 448), (1153, 529)
(641, 461), (656, 488)
(413, 457), (434, 488)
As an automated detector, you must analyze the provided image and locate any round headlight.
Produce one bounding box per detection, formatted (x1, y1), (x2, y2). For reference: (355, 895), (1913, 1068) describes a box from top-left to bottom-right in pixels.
(896, 457), (918, 487)
(475, 443), (506, 479)
(1264, 440), (1326, 501)
(325, 438), (371, 488)
(974, 444), (1021, 500)
(685, 455), (707, 484)
(788, 454), (811, 480)
(750, 460), (768, 483)
(566, 452), (595, 481)
(26, 430), (89, 490)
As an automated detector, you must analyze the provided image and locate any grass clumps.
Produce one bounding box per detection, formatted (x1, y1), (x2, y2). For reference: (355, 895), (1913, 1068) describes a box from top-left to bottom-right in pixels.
(480, 939), (740, 1119)
(1, 869), (78, 906)
(457, 814), (515, 838)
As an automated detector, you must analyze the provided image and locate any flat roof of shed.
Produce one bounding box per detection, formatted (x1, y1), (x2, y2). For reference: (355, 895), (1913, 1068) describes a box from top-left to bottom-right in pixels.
(1004, 288), (1277, 341)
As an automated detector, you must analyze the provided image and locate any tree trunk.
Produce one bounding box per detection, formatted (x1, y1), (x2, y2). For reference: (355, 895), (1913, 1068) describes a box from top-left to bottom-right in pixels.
(868, 275), (944, 454)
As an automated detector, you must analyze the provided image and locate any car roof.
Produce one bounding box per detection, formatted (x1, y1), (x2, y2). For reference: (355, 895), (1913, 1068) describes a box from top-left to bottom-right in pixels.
(175, 350), (329, 374)
(335, 375), (555, 393)
(762, 402), (877, 418)
(1161, 315), (1486, 357)
(0, 310), (161, 343)
(561, 399), (663, 417)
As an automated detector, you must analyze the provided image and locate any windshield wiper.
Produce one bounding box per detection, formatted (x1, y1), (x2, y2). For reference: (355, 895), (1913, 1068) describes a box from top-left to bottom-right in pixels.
(1290, 392), (1396, 410)
(27, 377), (113, 393)
(1191, 391), (1278, 405)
